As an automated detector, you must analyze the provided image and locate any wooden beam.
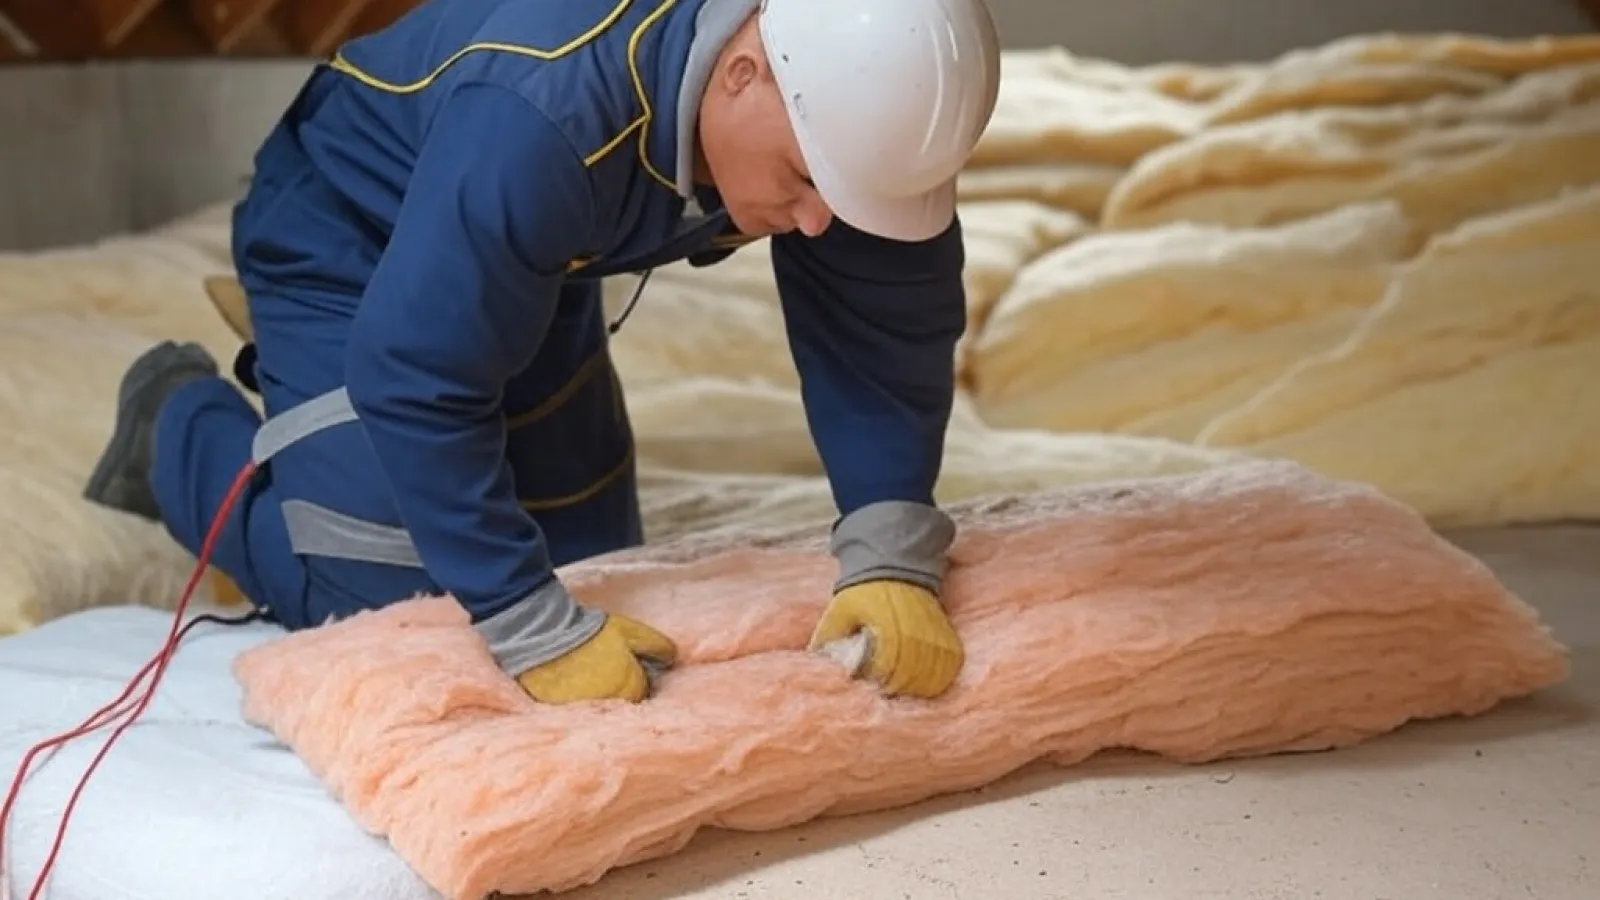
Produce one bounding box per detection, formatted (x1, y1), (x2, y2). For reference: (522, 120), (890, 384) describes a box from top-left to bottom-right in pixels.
(0, 0), (104, 58)
(223, 13), (292, 56)
(115, 0), (209, 56)
(0, 7), (31, 58)
(276, 0), (373, 57)
(0, 0), (424, 59)
(86, 0), (165, 48)
(185, 0), (287, 52)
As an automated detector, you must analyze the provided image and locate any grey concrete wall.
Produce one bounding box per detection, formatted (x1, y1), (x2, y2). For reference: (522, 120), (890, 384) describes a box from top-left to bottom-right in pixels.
(0, 0), (1593, 250)
(0, 60), (311, 250)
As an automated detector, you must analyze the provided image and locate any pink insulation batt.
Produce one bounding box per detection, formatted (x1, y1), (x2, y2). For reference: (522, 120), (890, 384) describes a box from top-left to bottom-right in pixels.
(232, 460), (1569, 898)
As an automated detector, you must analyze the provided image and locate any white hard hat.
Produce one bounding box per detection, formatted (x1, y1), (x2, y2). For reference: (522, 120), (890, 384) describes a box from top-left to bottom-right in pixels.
(758, 0), (1002, 243)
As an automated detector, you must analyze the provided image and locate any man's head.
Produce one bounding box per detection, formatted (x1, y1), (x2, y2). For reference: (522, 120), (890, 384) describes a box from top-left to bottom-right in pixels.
(696, 0), (1001, 242)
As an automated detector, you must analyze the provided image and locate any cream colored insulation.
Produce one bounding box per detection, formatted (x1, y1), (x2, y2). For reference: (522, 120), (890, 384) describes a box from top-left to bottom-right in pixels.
(3, 31), (1598, 632)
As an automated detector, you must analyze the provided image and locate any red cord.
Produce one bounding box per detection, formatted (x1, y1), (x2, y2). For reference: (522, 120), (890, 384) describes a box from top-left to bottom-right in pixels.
(0, 461), (258, 899)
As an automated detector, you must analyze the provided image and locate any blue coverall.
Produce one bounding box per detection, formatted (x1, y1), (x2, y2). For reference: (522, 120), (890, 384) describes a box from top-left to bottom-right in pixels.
(149, 0), (968, 670)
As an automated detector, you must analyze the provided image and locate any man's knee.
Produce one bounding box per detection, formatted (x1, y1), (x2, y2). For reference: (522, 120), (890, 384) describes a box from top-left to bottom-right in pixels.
(152, 375), (259, 451)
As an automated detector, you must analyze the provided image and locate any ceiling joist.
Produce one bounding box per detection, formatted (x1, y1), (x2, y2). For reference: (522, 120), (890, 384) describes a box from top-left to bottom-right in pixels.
(1, 0), (1598, 63)
(186, 0), (286, 52)
(0, 0), (419, 61)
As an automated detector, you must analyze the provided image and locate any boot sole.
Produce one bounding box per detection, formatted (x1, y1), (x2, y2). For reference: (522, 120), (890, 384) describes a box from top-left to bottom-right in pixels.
(83, 341), (218, 516)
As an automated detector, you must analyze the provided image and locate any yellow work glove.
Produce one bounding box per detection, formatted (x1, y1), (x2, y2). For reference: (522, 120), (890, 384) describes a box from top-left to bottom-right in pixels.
(808, 579), (964, 698)
(516, 614), (678, 704)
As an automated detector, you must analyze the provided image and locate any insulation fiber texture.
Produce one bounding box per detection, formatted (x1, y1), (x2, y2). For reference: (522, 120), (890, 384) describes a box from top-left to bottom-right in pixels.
(11, 32), (1600, 636)
(232, 460), (1569, 899)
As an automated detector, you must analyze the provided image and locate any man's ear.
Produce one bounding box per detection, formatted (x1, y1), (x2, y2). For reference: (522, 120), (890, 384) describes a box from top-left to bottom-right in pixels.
(720, 51), (760, 96)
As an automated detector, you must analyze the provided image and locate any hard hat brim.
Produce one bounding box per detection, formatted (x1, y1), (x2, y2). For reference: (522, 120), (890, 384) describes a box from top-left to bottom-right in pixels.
(827, 177), (959, 244)
(795, 121), (959, 244)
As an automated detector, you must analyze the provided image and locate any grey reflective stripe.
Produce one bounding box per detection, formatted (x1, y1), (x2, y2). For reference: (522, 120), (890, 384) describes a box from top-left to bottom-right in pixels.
(473, 578), (608, 675)
(251, 388), (358, 464)
(251, 387), (425, 569)
(831, 500), (956, 595)
(280, 499), (424, 568)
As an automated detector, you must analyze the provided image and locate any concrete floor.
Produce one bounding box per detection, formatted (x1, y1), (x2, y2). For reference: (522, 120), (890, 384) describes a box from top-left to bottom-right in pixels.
(566, 525), (1600, 900)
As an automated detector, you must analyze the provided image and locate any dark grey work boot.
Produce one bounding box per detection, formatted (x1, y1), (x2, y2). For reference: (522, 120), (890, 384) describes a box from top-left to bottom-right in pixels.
(83, 340), (220, 522)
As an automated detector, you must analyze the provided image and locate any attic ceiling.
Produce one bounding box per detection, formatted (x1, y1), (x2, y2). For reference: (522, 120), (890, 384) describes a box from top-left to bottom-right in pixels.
(0, 0), (1597, 63)
(0, 0), (419, 61)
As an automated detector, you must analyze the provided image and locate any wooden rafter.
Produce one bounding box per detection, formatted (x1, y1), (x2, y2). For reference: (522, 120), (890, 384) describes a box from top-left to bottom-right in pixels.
(2, 0), (1593, 63)
(276, 0), (373, 57)
(0, 0), (106, 58)
(0, 0), (421, 61)
(92, 0), (167, 47)
(185, 0), (286, 52)
(0, 0), (167, 55)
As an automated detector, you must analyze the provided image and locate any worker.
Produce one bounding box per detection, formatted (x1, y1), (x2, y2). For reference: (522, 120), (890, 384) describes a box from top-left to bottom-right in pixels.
(83, 0), (1002, 706)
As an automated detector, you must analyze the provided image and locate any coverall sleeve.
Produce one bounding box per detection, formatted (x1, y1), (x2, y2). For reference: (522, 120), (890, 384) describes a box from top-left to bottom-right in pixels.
(769, 216), (968, 593)
(343, 81), (599, 646)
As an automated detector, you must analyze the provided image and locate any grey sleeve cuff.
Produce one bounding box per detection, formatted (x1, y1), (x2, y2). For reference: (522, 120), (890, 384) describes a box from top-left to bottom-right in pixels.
(830, 500), (957, 596)
(471, 577), (607, 677)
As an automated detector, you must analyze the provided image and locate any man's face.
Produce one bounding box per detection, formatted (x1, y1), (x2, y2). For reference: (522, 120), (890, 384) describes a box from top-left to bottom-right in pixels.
(698, 44), (834, 239)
